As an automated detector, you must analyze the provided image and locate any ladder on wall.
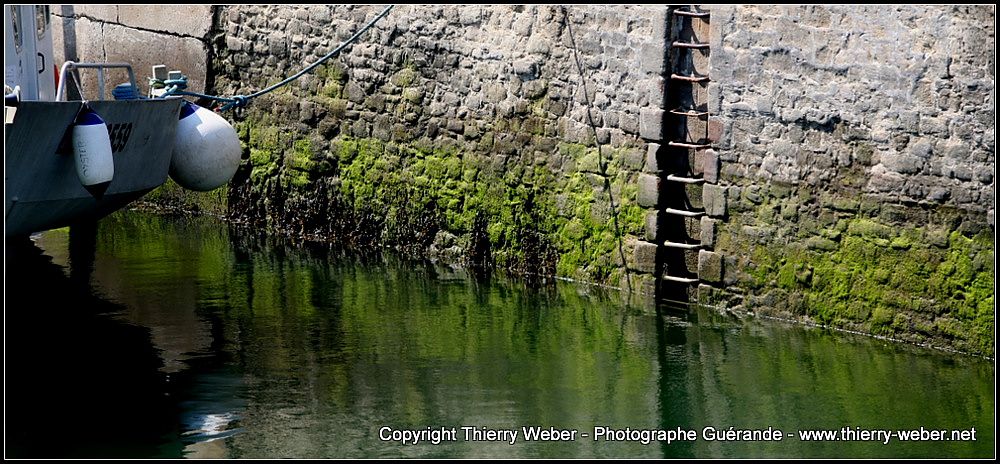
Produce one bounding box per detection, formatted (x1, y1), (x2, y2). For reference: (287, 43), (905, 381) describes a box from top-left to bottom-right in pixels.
(661, 5), (713, 285)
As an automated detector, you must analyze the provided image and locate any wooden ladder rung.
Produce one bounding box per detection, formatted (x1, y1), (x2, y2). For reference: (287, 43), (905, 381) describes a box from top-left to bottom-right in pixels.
(666, 174), (705, 184)
(668, 141), (712, 149)
(674, 10), (710, 18)
(663, 241), (702, 250)
(663, 275), (699, 284)
(664, 208), (705, 218)
(669, 108), (709, 117)
(672, 41), (710, 49)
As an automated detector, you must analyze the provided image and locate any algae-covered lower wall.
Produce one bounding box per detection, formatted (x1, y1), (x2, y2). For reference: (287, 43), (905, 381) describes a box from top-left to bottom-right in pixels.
(708, 186), (994, 355)
(226, 117), (646, 286)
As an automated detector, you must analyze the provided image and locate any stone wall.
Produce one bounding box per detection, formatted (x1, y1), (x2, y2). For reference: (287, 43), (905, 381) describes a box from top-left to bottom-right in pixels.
(211, 5), (669, 290)
(706, 5), (995, 354)
(52, 5), (994, 354)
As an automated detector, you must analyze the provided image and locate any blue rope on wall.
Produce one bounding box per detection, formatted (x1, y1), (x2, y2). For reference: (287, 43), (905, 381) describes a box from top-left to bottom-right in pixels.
(154, 5), (394, 112)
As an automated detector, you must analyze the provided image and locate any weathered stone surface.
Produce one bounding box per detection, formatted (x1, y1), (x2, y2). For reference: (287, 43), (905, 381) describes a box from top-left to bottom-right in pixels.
(707, 117), (724, 143)
(644, 143), (662, 173)
(66, 5), (118, 23)
(513, 57), (541, 81)
(697, 283), (734, 307)
(703, 184), (727, 217)
(53, 13), (209, 94)
(880, 152), (923, 175)
(644, 210), (664, 242)
(699, 217), (717, 248)
(712, 5), (993, 213)
(624, 148), (644, 170)
(161, 4), (674, 295)
(698, 250), (723, 284)
(637, 173), (661, 208)
(639, 43), (666, 74)
(633, 275), (660, 298)
(428, 230), (465, 262)
(64, 5), (994, 355)
(631, 241), (660, 274)
(118, 5), (213, 37)
(639, 108), (665, 141)
(805, 236), (838, 251)
(702, 149), (720, 183)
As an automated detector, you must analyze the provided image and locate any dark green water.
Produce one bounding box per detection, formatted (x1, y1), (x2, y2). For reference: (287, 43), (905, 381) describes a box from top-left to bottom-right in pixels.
(4, 211), (994, 458)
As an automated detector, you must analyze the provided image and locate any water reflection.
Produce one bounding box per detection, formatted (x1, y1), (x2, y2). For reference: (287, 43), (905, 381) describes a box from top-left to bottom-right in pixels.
(5, 235), (182, 458)
(4, 211), (994, 458)
(7, 225), (245, 459)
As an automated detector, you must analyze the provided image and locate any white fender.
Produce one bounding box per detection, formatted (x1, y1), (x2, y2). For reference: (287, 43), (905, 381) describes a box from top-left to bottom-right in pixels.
(169, 101), (241, 191)
(72, 107), (114, 197)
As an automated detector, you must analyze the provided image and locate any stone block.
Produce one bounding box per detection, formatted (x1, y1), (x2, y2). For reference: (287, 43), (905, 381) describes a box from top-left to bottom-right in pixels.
(639, 108), (665, 141)
(723, 255), (740, 286)
(702, 149), (720, 183)
(707, 116), (724, 143)
(637, 173), (661, 208)
(641, 76), (666, 107)
(697, 283), (727, 307)
(644, 210), (664, 242)
(908, 139), (933, 159)
(977, 169), (994, 184)
(707, 82), (721, 114)
(639, 43), (666, 75)
(644, 143), (662, 173)
(620, 113), (640, 135)
(880, 152), (922, 174)
(698, 250), (723, 284)
(648, 6), (668, 43)
(699, 217), (717, 248)
(633, 274), (659, 298)
(805, 236), (838, 251)
(624, 148), (644, 170)
(631, 241), (660, 274)
(703, 184), (727, 217)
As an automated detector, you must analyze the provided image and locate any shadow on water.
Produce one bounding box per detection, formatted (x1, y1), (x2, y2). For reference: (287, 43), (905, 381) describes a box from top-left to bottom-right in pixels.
(655, 300), (694, 458)
(5, 226), (244, 458)
(5, 234), (181, 458)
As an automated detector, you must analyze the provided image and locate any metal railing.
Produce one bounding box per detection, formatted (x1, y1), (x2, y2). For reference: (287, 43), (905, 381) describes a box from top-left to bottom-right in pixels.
(55, 61), (136, 101)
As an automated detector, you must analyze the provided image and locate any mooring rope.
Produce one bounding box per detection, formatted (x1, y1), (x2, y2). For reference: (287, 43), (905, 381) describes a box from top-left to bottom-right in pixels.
(157, 5), (394, 111)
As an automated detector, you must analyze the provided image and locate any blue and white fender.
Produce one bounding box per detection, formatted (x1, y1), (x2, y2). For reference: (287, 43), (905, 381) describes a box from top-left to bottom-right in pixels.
(170, 101), (241, 191)
(72, 107), (114, 198)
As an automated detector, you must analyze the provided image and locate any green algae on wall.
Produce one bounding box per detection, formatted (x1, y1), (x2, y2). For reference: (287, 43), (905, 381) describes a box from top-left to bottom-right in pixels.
(225, 119), (646, 287)
(143, 178), (229, 216)
(734, 217), (994, 355)
(711, 176), (995, 356)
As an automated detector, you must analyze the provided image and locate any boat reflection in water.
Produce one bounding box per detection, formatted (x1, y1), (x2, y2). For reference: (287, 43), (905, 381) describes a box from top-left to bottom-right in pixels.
(5, 223), (244, 458)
